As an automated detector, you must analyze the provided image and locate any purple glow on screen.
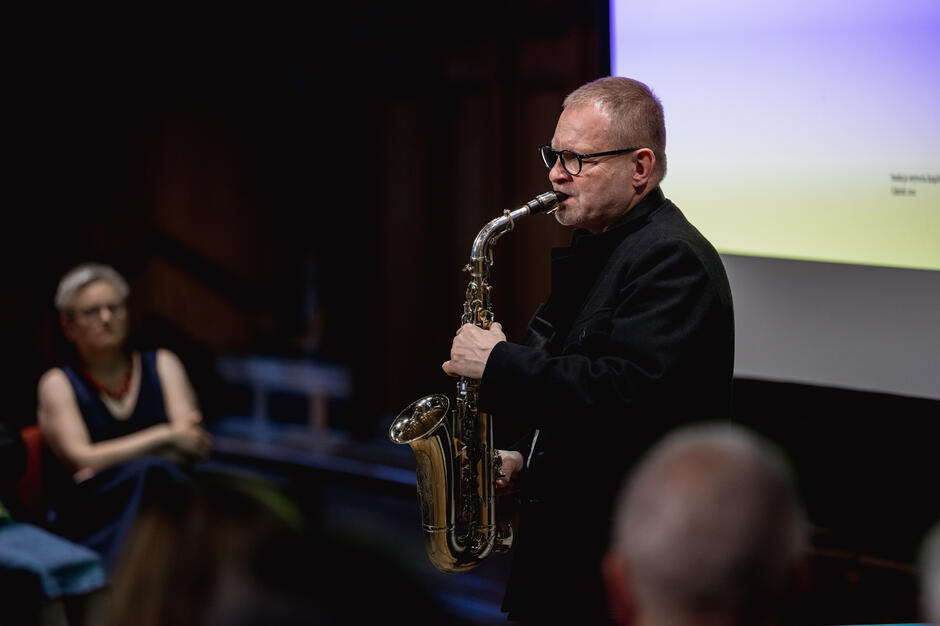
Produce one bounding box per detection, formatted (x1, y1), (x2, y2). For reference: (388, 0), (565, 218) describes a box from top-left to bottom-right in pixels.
(608, 0), (940, 270)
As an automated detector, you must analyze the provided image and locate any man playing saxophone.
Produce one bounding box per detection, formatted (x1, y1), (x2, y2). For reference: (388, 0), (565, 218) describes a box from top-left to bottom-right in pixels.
(443, 76), (735, 625)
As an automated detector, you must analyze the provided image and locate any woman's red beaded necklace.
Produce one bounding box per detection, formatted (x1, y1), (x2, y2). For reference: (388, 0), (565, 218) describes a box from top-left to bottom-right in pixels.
(83, 358), (133, 401)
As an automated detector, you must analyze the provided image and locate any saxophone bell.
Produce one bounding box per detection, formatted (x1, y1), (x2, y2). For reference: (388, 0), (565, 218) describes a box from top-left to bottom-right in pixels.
(389, 394), (449, 445)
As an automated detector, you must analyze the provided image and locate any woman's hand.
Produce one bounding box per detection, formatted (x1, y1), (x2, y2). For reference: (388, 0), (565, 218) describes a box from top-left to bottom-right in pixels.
(167, 411), (212, 461)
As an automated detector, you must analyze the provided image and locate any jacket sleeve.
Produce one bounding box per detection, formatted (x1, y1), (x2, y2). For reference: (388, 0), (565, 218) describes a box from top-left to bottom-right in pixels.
(478, 238), (723, 429)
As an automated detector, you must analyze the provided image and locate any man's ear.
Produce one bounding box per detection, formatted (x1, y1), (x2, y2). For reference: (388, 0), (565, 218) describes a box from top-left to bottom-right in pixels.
(631, 148), (655, 187)
(603, 551), (636, 626)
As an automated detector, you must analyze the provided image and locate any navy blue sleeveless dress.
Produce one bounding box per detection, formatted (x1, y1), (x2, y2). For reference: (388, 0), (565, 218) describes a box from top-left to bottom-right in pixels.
(48, 351), (192, 571)
(63, 351), (168, 442)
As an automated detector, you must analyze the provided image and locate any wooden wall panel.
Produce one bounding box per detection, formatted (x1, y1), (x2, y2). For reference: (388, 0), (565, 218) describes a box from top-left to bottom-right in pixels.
(372, 10), (601, 417)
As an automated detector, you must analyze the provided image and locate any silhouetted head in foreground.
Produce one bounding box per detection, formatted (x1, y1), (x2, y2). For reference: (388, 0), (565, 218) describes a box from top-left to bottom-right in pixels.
(605, 423), (809, 626)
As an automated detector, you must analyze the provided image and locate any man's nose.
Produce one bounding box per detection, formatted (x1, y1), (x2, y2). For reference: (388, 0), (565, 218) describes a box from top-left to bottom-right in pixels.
(548, 158), (570, 184)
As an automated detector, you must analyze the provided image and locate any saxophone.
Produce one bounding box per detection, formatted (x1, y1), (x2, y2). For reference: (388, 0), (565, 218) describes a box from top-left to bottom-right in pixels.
(389, 190), (566, 573)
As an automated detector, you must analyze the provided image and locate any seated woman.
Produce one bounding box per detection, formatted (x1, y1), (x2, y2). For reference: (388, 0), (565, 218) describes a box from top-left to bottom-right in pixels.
(37, 262), (212, 571)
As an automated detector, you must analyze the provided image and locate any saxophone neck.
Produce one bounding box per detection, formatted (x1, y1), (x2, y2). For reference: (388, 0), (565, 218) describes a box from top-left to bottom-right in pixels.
(471, 191), (566, 260)
(471, 209), (523, 262)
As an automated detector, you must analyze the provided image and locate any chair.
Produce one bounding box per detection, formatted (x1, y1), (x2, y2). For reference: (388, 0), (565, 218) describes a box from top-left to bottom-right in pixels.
(15, 424), (47, 523)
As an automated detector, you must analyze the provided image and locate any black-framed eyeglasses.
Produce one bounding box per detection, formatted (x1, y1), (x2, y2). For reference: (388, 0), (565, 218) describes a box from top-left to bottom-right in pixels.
(540, 145), (641, 176)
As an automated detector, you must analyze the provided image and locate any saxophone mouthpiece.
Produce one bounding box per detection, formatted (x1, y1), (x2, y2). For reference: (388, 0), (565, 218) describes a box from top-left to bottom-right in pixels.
(548, 191), (568, 214)
(527, 191), (569, 215)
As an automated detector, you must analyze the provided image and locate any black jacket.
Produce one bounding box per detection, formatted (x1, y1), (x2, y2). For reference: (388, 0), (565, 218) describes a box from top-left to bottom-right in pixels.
(480, 187), (734, 624)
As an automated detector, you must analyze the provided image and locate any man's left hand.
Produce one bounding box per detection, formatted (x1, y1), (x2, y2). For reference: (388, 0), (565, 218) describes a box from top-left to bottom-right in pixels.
(442, 322), (506, 380)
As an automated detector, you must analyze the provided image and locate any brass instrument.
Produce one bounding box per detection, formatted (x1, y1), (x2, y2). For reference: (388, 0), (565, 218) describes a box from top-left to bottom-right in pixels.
(390, 190), (566, 573)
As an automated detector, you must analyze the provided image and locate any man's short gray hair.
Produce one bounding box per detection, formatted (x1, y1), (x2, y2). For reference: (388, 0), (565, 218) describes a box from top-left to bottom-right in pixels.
(54, 263), (130, 314)
(563, 76), (667, 183)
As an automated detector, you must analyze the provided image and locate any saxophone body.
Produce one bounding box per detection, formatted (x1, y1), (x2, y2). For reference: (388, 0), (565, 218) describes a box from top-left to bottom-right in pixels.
(389, 191), (566, 574)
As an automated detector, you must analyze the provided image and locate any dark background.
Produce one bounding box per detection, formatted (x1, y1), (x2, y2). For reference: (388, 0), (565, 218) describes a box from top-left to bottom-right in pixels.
(4, 4), (937, 620)
(6, 3), (606, 433)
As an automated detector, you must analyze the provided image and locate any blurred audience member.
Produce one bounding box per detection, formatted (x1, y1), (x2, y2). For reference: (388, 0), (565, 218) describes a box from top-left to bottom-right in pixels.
(37, 262), (210, 570)
(107, 470), (452, 626)
(920, 521), (940, 624)
(1, 420), (109, 626)
(604, 422), (809, 626)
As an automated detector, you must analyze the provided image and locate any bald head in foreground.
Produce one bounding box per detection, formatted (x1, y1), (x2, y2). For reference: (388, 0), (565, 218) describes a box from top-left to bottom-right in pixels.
(604, 423), (809, 626)
(920, 522), (940, 624)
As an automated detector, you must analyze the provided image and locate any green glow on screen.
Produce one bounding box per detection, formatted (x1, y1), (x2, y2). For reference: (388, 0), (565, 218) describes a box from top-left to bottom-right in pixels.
(669, 175), (940, 271)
